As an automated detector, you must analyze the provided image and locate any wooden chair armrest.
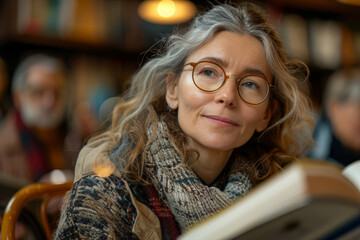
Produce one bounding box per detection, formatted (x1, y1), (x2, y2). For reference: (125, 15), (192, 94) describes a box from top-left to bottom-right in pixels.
(1, 181), (73, 240)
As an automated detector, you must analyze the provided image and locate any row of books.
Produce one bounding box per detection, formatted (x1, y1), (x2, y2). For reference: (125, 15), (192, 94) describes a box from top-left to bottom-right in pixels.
(14, 0), (149, 50)
(8, 0), (360, 69)
(278, 13), (360, 69)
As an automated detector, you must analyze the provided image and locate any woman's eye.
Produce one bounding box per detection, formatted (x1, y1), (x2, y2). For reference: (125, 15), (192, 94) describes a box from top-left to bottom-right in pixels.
(203, 69), (215, 77)
(242, 81), (258, 89)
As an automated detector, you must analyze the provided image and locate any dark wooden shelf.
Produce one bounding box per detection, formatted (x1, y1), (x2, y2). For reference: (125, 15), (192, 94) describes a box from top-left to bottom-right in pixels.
(0, 33), (143, 57)
(266, 0), (360, 13)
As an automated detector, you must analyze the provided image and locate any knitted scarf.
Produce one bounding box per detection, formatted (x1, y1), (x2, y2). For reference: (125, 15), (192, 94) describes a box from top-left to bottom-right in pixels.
(111, 120), (252, 231)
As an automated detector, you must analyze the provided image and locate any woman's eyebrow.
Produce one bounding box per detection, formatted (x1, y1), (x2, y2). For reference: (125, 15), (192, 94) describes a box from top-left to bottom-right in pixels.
(198, 57), (229, 67)
(197, 57), (269, 80)
(241, 67), (268, 80)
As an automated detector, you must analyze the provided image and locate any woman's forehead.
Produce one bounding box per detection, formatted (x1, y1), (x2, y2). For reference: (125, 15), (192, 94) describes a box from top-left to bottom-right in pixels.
(186, 32), (271, 80)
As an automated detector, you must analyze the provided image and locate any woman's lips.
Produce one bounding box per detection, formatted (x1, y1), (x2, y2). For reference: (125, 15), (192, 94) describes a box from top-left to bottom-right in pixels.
(203, 115), (238, 126)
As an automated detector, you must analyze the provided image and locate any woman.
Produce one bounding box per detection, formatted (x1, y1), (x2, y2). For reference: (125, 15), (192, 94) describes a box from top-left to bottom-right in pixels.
(55, 3), (313, 239)
(308, 68), (360, 166)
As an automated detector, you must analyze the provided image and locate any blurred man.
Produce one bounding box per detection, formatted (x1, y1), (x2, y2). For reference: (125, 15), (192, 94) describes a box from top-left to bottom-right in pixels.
(0, 54), (72, 182)
(308, 68), (360, 166)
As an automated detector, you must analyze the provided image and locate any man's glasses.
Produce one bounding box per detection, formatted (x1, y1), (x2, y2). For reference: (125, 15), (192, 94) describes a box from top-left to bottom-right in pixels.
(184, 61), (274, 105)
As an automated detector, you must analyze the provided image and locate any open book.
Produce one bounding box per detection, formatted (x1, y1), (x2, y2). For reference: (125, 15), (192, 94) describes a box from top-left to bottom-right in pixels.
(179, 159), (360, 240)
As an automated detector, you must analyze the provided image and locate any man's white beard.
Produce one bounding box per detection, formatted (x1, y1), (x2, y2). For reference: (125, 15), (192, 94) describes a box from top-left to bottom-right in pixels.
(20, 102), (66, 129)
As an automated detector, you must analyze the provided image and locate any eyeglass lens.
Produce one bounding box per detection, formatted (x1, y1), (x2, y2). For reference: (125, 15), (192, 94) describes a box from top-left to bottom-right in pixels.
(192, 61), (270, 104)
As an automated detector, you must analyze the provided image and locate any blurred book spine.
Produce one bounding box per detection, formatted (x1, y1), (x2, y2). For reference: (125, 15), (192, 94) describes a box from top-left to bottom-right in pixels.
(15, 0), (121, 45)
(46, 0), (60, 35)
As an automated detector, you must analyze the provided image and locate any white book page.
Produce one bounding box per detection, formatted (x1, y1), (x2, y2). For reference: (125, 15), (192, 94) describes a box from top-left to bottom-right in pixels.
(342, 160), (360, 191)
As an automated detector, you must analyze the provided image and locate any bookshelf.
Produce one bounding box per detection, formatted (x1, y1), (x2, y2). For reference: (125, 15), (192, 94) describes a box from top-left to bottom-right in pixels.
(0, 0), (359, 110)
(261, 0), (360, 107)
(0, 0), (175, 119)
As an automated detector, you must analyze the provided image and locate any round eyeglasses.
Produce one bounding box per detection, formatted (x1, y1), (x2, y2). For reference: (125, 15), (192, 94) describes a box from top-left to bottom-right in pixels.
(184, 61), (274, 105)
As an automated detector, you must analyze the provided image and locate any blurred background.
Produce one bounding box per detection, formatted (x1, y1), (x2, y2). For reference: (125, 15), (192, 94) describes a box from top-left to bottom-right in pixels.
(0, 0), (359, 113)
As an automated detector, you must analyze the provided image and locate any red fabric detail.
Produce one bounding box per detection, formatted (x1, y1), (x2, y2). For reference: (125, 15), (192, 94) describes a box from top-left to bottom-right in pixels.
(14, 110), (48, 180)
(146, 185), (181, 240)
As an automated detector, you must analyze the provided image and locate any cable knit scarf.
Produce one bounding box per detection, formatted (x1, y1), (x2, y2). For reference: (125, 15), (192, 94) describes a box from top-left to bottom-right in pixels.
(112, 119), (252, 231)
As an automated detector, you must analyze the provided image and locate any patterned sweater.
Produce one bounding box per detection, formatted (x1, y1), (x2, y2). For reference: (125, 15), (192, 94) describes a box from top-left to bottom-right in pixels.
(55, 130), (251, 239)
(55, 174), (181, 239)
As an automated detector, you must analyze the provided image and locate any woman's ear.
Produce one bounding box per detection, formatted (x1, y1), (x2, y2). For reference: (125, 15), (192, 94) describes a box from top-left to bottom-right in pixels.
(166, 72), (179, 110)
(256, 100), (278, 132)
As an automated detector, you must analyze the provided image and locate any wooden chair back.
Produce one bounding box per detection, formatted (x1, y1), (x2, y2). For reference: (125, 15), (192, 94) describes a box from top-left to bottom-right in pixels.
(1, 181), (72, 240)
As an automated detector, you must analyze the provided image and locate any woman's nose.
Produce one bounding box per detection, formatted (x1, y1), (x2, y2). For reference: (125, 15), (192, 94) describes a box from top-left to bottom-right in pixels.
(214, 77), (238, 107)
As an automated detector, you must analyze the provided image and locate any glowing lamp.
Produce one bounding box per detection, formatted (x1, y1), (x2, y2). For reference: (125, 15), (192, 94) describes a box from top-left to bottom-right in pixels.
(138, 0), (197, 24)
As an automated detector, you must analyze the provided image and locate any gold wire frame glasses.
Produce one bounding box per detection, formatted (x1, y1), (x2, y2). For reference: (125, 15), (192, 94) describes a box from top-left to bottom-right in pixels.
(184, 61), (274, 105)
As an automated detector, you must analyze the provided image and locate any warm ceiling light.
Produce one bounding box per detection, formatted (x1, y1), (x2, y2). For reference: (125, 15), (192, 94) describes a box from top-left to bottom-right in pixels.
(336, 0), (360, 5)
(138, 0), (197, 24)
(158, 0), (176, 17)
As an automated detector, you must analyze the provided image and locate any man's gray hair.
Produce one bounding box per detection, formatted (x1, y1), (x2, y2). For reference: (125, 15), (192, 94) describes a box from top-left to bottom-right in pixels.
(12, 54), (67, 92)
